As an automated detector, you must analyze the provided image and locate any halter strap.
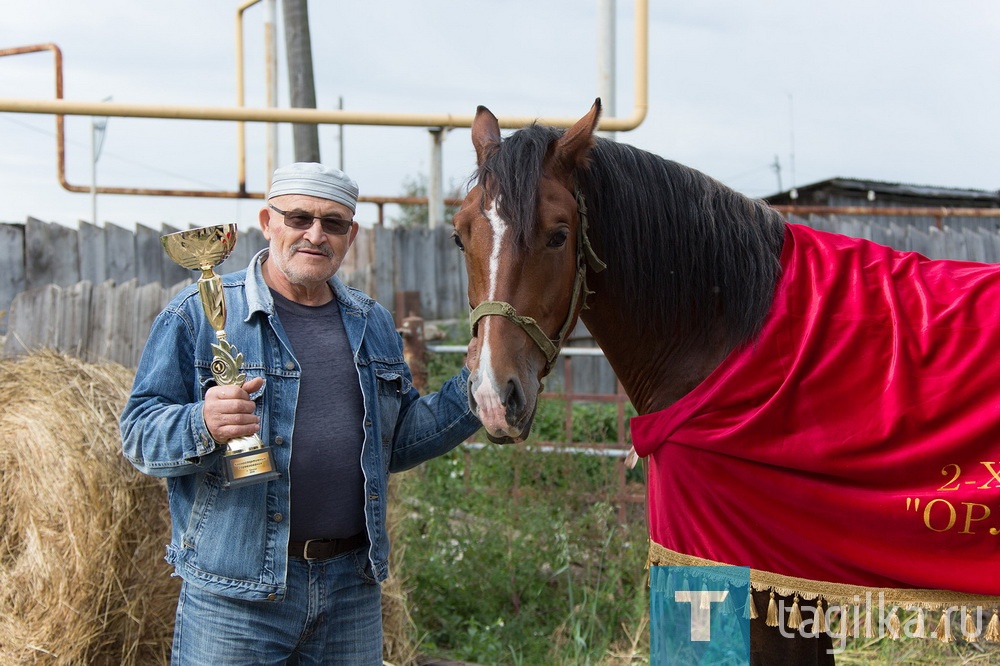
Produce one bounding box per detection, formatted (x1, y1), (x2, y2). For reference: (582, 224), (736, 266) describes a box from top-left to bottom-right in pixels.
(470, 186), (606, 375)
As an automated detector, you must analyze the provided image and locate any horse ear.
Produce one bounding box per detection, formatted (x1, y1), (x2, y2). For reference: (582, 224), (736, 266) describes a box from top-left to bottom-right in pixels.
(471, 105), (502, 167)
(550, 99), (602, 176)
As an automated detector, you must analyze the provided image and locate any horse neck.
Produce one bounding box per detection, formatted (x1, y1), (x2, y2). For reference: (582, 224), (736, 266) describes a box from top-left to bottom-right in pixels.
(580, 302), (735, 416)
(574, 158), (785, 414)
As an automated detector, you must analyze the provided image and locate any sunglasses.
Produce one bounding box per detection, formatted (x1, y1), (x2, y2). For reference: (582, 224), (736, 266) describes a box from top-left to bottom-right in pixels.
(268, 203), (354, 236)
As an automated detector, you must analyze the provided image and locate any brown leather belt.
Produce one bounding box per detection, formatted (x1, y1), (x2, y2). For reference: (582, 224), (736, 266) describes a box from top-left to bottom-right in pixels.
(288, 532), (367, 561)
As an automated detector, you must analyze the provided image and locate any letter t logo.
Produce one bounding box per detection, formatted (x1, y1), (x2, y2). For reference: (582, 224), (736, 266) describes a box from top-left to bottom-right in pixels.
(674, 590), (729, 641)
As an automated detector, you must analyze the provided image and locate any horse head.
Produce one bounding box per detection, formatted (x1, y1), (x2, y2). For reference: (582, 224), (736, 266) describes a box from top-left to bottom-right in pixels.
(454, 100), (603, 443)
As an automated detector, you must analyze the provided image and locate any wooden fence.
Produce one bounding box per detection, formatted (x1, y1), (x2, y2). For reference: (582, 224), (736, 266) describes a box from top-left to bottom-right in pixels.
(0, 218), (462, 327)
(5, 213), (1000, 381)
(338, 225), (468, 322)
(0, 217), (267, 324)
(2, 278), (191, 368)
(797, 214), (1000, 262)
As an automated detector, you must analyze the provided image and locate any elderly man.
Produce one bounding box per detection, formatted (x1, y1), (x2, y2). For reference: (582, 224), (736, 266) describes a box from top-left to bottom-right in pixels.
(121, 163), (480, 665)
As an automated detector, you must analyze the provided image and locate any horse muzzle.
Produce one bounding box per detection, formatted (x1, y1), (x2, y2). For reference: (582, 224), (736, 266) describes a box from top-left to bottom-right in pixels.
(467, 367), (539, 444)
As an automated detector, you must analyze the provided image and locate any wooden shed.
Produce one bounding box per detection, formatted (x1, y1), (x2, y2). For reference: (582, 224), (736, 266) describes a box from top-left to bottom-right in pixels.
(766, 177), (997, 207)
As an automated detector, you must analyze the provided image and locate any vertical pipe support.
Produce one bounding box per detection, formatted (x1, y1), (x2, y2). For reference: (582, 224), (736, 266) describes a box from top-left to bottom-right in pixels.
(235, 0), (261, 196)
(428, 128), (446, 228)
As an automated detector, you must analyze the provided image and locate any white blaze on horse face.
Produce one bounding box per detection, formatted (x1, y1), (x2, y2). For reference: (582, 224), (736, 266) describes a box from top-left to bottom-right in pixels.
(485, 198), (505, 302)
(471, 198), (521, 437)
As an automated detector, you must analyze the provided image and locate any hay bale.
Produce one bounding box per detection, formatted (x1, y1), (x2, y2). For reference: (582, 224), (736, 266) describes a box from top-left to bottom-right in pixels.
(382, 475), (420, 666)
(0, 351), (177, 665)
(0, 350), (422, 664)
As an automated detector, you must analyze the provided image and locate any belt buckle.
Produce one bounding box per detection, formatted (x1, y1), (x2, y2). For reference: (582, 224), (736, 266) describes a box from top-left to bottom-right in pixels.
(302, 538), (323, 561)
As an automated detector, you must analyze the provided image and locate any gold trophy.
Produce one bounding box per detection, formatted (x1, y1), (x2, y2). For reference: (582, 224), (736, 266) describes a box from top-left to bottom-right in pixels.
(161, 224), (280, 489)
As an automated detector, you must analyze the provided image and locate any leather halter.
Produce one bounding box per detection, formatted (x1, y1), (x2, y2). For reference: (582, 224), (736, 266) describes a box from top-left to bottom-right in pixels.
(470, 187), (607, 376)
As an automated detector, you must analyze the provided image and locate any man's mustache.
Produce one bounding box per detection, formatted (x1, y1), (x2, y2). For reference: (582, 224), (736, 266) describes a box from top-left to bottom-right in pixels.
(289, 241), (333, 257)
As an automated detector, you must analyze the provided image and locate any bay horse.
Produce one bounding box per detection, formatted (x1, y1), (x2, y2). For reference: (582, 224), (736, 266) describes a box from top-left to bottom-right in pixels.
(454, 99), (1000, 663)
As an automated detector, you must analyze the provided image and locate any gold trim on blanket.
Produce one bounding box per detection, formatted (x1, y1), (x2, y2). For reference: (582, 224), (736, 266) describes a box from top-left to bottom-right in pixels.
(648, 540), (1000, 609)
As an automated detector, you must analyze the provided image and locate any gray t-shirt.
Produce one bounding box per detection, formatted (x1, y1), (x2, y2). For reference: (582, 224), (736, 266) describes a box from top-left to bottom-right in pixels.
(271, 289), (366, 540)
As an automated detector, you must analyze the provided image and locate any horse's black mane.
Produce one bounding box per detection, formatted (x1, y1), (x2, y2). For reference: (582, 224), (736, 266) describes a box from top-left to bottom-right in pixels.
(475, 123), (786, 350)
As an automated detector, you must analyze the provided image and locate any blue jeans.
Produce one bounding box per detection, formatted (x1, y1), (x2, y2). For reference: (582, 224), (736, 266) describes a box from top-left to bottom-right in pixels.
(171, 548), (382, 665)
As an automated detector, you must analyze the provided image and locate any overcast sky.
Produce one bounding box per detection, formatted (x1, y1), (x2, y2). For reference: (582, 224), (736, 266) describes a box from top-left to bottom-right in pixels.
(2, 0), (998, 231)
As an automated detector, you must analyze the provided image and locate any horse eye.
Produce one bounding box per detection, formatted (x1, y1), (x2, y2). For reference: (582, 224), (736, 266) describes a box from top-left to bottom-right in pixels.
(452, 232), (465, 251)
(547, 230), (569, 248)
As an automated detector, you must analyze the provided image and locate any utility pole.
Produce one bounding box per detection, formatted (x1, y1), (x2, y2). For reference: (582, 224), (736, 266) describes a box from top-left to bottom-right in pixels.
(338, 96), (344, 170)
(597, 0), (616, 140)
(90, 95), (111, 225)
(282, 0), (320, 162)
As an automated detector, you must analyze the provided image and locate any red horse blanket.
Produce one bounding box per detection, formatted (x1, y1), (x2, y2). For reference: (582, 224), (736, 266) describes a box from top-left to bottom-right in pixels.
(632, 223), (1000, 603)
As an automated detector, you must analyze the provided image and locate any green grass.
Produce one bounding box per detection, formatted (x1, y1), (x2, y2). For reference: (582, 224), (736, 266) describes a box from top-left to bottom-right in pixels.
(404, 332), (648, 664)
(396, 443), (650, 665)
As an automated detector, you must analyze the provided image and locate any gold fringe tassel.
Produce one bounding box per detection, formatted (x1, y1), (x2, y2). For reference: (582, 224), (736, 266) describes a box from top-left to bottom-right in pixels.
(864, 606), (874, 639)
(936, 610), (954, 643)
(888, 609), (901, 640)
(766, 590), (780, 628)
(814, 599), (826, 634)
(746, 589), (758, 620)
(964, 609), (979, 642)
(985, 610), (1000, 642)
(844, 605), (855, 638)
(787, 595), (803, 630)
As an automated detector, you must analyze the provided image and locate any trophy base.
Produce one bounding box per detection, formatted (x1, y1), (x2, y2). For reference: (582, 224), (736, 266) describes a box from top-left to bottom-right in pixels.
(222, 446), (281, 489)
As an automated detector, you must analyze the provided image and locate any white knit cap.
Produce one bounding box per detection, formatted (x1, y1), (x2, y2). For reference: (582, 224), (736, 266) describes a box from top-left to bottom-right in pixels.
(267, 162), (359, 213)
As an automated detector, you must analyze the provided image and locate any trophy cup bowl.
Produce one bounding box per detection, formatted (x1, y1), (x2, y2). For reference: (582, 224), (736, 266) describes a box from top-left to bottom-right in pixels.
(161, 224), (280, 489)
(161, 224), (239, 271)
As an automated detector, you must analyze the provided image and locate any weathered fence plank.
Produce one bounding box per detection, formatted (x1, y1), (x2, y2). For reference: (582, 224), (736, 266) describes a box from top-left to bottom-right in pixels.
(414, 229), (438, 317)
(56, 280), (93, 354)
(135, 224), (164, 286)
(89, 279), (125, 364)
(78, 221), (107, 285)
(0, 223), (26, 322)
(908, 226), (946, 259)
(131, 281), (169, 368)
(3, 283), (59, 356)
(26, 217), (79, 289)
(962, 228), (987, 264)
(983, 227), (1000, 264)
(373, 226), (395, 309)
(110, 279), (139, 365)
(105, 222), (137, 285)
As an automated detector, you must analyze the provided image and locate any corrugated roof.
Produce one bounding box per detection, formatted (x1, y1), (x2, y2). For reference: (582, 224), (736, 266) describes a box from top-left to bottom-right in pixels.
(765, 178), (1000, 203)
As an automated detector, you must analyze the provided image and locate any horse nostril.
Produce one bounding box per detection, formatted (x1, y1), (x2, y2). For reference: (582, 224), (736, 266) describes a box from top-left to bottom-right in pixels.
(501, 378), (525, 418)
(467, 381), (479, 412)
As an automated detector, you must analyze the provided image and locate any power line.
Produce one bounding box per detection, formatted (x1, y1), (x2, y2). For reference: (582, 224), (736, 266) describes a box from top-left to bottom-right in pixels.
(721, 163), (774, 184)
(1, 113), (226, 190)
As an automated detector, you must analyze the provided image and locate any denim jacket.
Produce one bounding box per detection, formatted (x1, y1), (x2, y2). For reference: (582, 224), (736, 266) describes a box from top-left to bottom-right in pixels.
(121, 249), (480, 602)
